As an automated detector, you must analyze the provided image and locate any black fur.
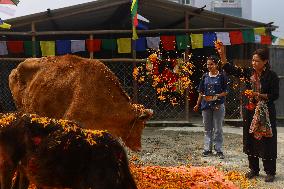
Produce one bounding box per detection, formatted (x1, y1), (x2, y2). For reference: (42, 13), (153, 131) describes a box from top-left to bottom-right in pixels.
(0, 113), (137, 189)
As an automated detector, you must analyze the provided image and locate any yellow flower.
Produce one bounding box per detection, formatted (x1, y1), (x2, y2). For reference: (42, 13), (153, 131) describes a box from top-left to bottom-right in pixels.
(148, 53), (158, 62)
(0, 114), (16, 127)
(133, 67), (139, 80)
(158, 95), (166, 101)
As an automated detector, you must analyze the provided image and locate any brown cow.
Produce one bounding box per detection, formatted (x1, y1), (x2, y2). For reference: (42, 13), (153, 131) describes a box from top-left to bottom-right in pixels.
(9, 55), (153, 151)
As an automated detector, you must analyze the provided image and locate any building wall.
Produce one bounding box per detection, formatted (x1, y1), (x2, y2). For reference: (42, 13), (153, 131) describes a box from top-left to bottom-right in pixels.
(270, 46), (284, 118)
(192, 0), (213, 10)
(241, 0), (252, 20)
(214, 7), (242, 17)
(170, 0), (252, 19)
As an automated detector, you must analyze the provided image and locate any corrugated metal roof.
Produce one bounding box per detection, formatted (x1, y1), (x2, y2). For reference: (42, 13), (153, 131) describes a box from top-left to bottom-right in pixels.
(2, 0), (277, 32)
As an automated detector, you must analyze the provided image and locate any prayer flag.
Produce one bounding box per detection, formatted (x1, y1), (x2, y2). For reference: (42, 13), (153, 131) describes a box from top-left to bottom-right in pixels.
(0, 6), (16, 16)
(160, 35), (176, 51)
(102, 39), (117, 50)
(56, 40), (71, 55)
(7, 40), (24, 54)
(137, 22), (148, 30)
(190, 34), (203, 49)
(86, 39), (102, 52)
(0, 41), (8, 55)
(24, 41), (41, 56)
(254, 27), (266, 36)
(135, 37), (146, 51)
(117, 38), (131, 53)
(0, 0), (19, 5)
(215, 32), (231, 45)
(131, 0), (138, 40)
(40, 41), (55, 56)
(241, 29), (255, 43)
(137, 14), (149, 23)
(229, 31), (244, 45)
(11, 0), (19, 5)
(271, 35), (278, 43)
(0, 22), (11, 29)
(71, 40), (85, 53)
(137, 14), (149, 30)
(203, 32), (217, 47)
(176, 35), (189, 50)
(255, 35), (261, 43)
(278, 38), (284, 46)
(261, 35), (272, 45)
(146, 37), (160, 50)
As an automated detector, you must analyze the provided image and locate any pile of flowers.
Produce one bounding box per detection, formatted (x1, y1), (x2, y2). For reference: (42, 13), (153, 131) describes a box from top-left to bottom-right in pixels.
(133, 53), (194, 104)
(130, 164), (255, 189)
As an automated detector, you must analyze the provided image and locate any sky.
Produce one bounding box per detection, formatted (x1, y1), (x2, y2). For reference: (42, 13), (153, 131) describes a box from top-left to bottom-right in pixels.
(1, 0), (284, 38)
(252, 0), (284, 39)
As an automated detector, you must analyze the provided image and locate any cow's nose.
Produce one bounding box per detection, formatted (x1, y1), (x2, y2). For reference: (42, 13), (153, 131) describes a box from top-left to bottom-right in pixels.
(139, 109), (154, 119)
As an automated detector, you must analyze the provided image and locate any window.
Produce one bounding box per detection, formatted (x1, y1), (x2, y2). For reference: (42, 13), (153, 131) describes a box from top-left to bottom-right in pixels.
(181, 0), (191, 5)
(223, 0), (235, 2)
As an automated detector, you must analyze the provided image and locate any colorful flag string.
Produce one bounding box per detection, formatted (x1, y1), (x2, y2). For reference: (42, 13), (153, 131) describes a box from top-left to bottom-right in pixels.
(131, 0), (138, 40)
(0, 0), (20, 5)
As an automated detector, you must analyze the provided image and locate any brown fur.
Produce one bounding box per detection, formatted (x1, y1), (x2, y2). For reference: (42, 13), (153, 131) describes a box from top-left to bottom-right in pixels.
(9, 55), (153, 151)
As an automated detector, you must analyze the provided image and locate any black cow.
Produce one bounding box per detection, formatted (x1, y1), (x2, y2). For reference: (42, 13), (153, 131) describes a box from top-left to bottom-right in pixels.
(0, 113), (137, 189)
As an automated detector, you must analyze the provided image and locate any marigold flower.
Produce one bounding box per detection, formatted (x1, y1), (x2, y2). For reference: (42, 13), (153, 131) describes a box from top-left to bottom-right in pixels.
(132, 52), (194, 103)
(214, 40), (223, 50)
(149, 53), (158, 62)
(244, 89), (254, 98)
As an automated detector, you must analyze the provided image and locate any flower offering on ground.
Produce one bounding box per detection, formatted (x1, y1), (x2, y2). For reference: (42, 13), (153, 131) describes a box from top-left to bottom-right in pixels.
(130, 163), (255, 189)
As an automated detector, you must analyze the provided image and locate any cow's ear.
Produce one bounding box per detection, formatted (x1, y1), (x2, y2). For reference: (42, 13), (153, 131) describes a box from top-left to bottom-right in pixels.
(17, 59), (42, 84)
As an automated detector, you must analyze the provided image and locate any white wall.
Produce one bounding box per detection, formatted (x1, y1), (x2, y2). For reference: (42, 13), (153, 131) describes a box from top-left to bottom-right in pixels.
(192, 0), (213, 10)
(169, 0), (252, 19)
(241, 0), (252, 19)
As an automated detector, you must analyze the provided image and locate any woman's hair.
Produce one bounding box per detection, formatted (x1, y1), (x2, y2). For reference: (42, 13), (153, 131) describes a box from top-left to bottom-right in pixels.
(253, 48), (269, 61)
(252, 48), (270, 70)
(207, 55), (220, 68)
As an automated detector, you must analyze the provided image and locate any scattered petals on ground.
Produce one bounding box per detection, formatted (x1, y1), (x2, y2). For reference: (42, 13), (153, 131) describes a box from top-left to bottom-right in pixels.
(130, 163), (255, 189)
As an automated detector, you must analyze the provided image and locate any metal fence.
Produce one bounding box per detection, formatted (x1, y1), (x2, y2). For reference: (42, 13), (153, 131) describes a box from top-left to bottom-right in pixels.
(1, 59), (241, 120)
(0, 60), (19, 112)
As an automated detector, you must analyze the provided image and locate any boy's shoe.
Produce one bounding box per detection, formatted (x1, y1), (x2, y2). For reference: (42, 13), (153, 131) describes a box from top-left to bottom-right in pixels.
(245, 171), (259, 179)
(202, 150), (212, 157)
(216, 151), (225, 159)
(265, 174), (275, 182)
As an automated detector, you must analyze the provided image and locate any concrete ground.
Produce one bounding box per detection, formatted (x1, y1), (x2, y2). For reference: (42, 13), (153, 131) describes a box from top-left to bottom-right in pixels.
(141, 115), (284, 188)
(148, 115), (284, 167)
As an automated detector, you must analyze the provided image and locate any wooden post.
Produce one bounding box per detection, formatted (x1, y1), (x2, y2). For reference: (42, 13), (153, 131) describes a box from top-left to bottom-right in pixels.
(31, 22), (36, 58)
(222, 17), (228, 56)
(185, 11), (190, 121)
(89, 34), (94, 59)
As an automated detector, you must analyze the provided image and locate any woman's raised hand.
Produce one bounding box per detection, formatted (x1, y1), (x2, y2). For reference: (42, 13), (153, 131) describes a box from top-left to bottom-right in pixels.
(214, 40), (227, 65)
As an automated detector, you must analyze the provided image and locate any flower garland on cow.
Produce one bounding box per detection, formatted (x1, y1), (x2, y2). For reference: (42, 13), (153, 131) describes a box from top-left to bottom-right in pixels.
(133, 53), (194, 105)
